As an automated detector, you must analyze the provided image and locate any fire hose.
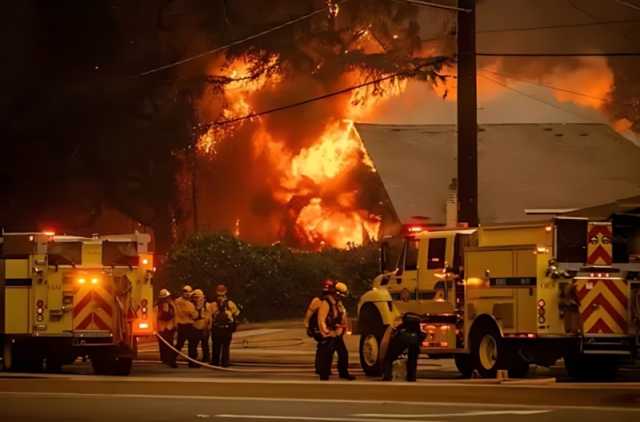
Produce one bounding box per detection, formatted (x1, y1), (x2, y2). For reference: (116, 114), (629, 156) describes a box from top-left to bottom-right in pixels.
(153, 332), (306, 373)
(154, 331), (248, 373)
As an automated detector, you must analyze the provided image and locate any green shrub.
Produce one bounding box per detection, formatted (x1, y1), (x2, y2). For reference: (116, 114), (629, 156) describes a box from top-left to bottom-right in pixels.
(160, 233), (380, 322)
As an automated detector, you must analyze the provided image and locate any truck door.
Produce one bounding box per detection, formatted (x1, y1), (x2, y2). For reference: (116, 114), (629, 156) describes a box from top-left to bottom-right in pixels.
(391, 238), (420, 314)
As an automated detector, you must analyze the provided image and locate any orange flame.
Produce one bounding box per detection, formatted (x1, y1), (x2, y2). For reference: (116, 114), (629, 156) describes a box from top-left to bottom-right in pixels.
(198, 56), (406, 248)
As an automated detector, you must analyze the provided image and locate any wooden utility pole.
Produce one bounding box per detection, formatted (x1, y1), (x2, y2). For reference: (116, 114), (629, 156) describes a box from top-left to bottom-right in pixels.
(457, 0), (479, 227)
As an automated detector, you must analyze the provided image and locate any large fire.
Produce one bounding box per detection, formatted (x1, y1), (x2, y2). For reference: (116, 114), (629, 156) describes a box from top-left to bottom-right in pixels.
(196, 55), (404, 249)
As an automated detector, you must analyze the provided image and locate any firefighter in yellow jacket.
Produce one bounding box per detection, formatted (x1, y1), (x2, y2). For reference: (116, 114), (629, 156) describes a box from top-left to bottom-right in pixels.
(209, 284), (240, 367)
(174, 284), (198, 367)
(191, 289), (212, 365)
(156, 289), (177, 368)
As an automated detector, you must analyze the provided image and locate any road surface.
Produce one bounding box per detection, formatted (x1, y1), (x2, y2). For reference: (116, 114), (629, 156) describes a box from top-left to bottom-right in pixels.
(1, 326), (639, 421)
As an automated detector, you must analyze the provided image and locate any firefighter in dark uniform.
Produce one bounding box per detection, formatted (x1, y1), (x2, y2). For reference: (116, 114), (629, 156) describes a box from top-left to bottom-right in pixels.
(155, 289), (177, 368)
(381, 312), (426, 382)
(209, 284), (240, 367)
(316, 282), (355, 381)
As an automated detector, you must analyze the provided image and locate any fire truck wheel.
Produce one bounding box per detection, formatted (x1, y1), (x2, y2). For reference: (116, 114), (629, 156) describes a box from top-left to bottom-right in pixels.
(454, 354), (473, 378)
(359, 328), (384, 376)
(471, 322), (503, 378)
(358, 304), (386, 376)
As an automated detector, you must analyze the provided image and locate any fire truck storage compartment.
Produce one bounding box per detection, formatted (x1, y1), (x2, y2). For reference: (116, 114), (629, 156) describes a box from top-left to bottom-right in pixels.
(465, 246), (537, 333)
(2, 258), (32, 334)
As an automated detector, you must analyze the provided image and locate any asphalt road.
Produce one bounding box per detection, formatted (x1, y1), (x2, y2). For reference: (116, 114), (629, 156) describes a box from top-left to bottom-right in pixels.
(1, 387), (639, 422)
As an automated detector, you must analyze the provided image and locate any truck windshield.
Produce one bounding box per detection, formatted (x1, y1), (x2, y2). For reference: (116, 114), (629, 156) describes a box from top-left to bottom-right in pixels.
(48, 242), (82, 266)
(102, 241), (138, 266)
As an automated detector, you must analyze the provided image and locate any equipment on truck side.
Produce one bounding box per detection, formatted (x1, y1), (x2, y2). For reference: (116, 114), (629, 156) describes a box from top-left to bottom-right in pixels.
(355, 215), (640, 379)
(0, 231), (155, 375)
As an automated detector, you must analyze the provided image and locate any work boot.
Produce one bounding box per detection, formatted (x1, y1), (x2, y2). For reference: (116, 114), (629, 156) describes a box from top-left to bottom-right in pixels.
(339, 374), (356, 381)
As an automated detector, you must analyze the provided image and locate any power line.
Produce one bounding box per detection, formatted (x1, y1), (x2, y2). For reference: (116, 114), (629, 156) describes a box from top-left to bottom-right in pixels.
(615, 0), (640, 12)
(200, 59), (446, 129)
(478, 72), (603, 123)
(477, 52), (640, 57)
(482, 69), (608, 103)
(139, 3), (343, 77)
(477, 18), (640, 34)
(398, 0), (472, 13)
(202, 71), (406, 128)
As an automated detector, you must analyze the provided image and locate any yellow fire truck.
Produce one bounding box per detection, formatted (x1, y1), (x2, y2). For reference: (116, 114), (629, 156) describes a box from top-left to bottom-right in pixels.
(0, 231), (155, 375)
(356, 216), (640, 379)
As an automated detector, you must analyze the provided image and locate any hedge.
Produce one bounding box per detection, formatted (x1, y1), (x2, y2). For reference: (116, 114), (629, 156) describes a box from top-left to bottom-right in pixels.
(157, 233), (381, 322)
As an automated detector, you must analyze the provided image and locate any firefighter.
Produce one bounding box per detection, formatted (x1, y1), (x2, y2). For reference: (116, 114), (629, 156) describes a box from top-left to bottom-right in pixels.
(316, 281), (355, 381)
(381, 312), (425, 382)
(191, 289), (211, 365)
(210, 284), (240, 367)
(155, 289), (178, 368)
(304, 280), (335, 374)
(174, 284), (198, 367)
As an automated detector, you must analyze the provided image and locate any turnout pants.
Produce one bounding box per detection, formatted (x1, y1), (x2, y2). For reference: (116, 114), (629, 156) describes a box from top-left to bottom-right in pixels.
(193, 329), (210, 363)
(158, 328), (176, 366)
(382, 331), (421, 381)
(317, 336), (350, 379)
(175, 324), (198, 366)
(211, 326), (233, 367)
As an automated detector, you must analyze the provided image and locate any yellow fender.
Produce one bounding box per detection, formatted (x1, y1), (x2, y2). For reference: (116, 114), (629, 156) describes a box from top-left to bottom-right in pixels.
(357, 288), (400, 329)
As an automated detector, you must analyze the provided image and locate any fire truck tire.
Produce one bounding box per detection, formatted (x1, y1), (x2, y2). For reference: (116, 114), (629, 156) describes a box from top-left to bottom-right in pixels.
(470, 322), (503, 378)
(454, 354), (473, 378)
(358, 305), (386, 376)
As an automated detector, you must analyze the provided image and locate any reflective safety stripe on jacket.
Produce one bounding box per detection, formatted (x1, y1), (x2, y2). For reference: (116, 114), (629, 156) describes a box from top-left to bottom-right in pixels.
(174, 297), (197, 325)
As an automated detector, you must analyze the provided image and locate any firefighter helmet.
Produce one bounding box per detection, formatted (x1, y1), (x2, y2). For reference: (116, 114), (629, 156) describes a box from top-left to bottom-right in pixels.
(335, 282), (348, 297)
(322, 279), (335, 294)
(216, 284), (228, 296)
(158, 289), (171, 299)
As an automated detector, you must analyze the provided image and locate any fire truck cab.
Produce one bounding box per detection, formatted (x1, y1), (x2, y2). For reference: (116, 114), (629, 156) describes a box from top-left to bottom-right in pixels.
(0, 231), (155, 375)
(356, 216), (640, 379)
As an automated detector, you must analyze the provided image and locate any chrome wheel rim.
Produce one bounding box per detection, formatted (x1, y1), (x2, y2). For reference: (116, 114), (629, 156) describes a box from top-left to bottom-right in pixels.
(479, 334), (497, 370)
(362, 334), (379, 367)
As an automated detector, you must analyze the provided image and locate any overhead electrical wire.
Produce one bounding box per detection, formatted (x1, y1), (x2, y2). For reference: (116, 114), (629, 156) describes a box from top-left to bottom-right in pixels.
(477, 18), (640, 34)
(477, 52), (640, 57)
(200, 59), (446, 129)
(615, 0), (640, 12)
(201, 71), (407, 129)
(478, 72), (604, 124)
(139, 1), (346, 76)
(482, 69), (609, 103)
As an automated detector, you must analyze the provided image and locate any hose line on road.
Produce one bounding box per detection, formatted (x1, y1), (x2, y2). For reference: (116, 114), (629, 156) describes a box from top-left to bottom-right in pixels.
(154, 332), (247, 373)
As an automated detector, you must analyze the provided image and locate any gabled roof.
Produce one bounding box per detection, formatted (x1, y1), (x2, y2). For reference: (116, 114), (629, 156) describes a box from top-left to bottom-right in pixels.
(355, 123), (640, 224)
